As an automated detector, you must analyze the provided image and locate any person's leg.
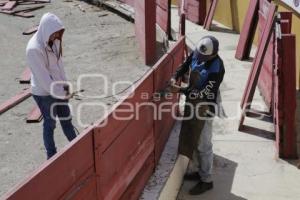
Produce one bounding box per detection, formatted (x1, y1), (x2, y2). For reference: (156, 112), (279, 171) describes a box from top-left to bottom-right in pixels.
(55, 100), (77, 141)
(197, 119), (213, 182)
(184, 150), (201, 181)
(32, 95), (57, 159)
(189, 119), (214, 195)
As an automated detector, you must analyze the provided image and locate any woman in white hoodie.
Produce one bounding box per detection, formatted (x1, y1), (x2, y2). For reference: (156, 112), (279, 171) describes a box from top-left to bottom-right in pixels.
(26, 13), (77, 159)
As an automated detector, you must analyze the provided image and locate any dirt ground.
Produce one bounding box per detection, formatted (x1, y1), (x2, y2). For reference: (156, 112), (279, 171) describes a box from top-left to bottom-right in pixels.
(0, 0), (149, 196)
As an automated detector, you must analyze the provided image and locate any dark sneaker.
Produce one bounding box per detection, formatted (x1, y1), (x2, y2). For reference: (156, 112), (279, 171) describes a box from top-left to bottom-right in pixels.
(189, 181), (213, 195)
(184, 172), (200, 181)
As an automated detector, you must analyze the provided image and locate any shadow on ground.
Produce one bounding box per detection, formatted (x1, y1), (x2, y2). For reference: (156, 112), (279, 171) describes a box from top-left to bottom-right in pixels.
(177, 155), (247, 200)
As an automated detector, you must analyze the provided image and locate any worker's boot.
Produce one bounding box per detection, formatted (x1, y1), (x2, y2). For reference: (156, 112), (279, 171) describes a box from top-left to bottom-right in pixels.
(189, 181), (213, 195)
(184, 172), (200, 181)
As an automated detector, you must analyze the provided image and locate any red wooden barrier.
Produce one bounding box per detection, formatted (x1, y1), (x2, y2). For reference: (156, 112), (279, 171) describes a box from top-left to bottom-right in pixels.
(279, 12), (292, 33)
(178, 0), (206, 25)
(156, 0), (172, 38)
(120, 153), (155, 200)
(3, 37), (186, 200)
(235, 0), (259, 60)
(239, 3), (277, 129)
(256, 4), (292, 111)
(274, 34), (298, 158)
(93, 68), (155, 200)
(257, 1), (275, 110)
(153, 37), (185, 163)
(3, 128), (96, 200)
(134, 0), (156, 65)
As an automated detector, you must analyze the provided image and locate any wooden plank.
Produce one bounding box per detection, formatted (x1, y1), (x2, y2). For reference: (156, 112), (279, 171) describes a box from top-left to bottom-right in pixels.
(13, 11), (34, 18)
(93, 70), (154, 151)
(19, 67), (31, 84)
(0, 5), (44, 14)
(153, 37), (184, 163)
(0, 0), (9, 6)
(239, 3), (277, 130)
(178, 0), (206, 25)
(0, 89), (31, 115)
(120, 153), (155, 200)
(1, 1), (16, 10)
(20, 0), (50, 3)
(257, 1), (274, 110)
(26, 105), (42, 123)
(59, 168), (98, 200)
(96, 105), (154, 182)
(280, 12), (292, 33)
(96, 132), (154, 200)
(235, 0), (259, 60)
(23, 25), (38, 35)
(277, 34), (298, 158)
(156, 0), (172, 39)
(203, 0), (218, 30)
(240, 2), (276, 108)
(98, 0), (134, 22)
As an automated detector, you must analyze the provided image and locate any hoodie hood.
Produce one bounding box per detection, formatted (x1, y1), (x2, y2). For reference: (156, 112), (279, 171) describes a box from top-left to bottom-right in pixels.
(36, 13), (64, 48)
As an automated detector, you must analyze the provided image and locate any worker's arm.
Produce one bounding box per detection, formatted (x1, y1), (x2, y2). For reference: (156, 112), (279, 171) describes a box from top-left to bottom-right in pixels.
(172, 52), (194, 81)
(26, 49), (66, 98)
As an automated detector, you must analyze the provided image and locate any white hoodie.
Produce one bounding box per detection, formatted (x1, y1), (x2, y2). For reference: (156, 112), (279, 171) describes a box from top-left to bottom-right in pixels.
(26, 13), (67, 98)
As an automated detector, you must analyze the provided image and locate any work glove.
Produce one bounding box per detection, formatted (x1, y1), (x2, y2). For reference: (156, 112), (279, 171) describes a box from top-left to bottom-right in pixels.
(170, 78), (176, 87)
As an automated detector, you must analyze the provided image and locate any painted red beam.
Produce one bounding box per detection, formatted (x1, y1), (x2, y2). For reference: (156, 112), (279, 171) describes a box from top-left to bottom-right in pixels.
(203, 0), (218, 30)
(26, 105), (42, 123)
(0, 89), (31, 115)
(279, 12), (292, 34)
(235, 0), (259, 60)
(278, 34), (298, 158)
(19, 67), (31, 84)
(134, 0), (156, 65)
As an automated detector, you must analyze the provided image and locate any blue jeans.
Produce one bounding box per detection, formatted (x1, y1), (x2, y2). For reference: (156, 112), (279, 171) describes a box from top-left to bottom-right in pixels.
(32, 95), (77, 159)
(189, 119), (213, 183)
(196, 120), (213, 182)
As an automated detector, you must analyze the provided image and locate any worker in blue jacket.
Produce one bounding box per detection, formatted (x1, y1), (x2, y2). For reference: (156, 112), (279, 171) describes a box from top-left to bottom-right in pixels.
(170, 35), (225, 195)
